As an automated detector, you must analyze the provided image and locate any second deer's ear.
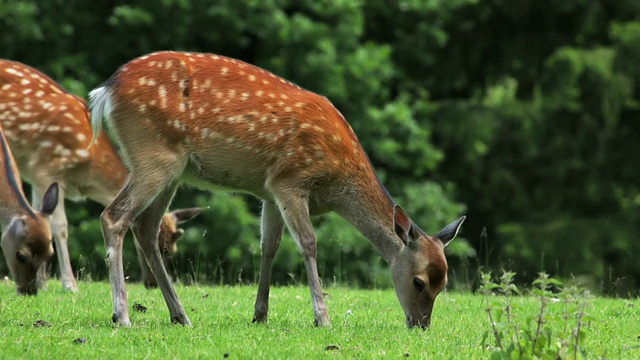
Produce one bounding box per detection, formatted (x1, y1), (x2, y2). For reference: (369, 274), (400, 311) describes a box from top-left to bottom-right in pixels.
(393, 205), (412, 245)
(171, 207), (204, 224)
(40, 182), (59, 216)
(172, 228), (185, 240)
(6, 216), (27, 238)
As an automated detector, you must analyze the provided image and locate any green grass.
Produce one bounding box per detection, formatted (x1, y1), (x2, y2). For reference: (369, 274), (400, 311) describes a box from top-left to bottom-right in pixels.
(0, 279), (638, 359)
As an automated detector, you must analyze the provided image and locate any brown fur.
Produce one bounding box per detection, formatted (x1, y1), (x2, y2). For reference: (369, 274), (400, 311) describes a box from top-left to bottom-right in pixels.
(0, 59), (200, 291)
(90, 51), (464, 328)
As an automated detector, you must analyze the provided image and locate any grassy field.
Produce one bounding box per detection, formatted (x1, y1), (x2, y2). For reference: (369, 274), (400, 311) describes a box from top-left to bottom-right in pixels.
(0, 279), (638, 359)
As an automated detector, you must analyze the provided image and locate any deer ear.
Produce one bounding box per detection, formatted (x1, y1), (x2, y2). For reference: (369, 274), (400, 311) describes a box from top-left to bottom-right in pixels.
(6, 216), (27, 238)
(393, 205), (412, 245)
(170, 207), (204, 224)
(40, 182), (59, 216)
(436, 216), (466, 247)
(172, 228), (185, 240)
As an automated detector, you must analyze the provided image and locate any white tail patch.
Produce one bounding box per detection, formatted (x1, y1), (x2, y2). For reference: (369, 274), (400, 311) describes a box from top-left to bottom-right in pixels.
(88, 85), (114, 148)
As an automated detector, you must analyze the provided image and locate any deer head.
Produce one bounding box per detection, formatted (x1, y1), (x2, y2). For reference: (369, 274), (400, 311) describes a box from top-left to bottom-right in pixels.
(158, 207), (205, 257)
(0, 127), (58, 295)
(389, 206), (465, 328)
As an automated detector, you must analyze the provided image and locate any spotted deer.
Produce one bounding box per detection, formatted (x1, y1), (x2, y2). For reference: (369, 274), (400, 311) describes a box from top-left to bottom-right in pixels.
(0, 59), (202, 291)
(0, 125), (59, 295)
(90, 50), (465, 328)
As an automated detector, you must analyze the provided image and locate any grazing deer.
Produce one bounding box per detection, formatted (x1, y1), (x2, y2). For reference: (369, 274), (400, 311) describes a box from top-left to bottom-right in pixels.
(0, 125), (59, 295)
(90, 51), (465, 328)
(0, 59), (202, 291)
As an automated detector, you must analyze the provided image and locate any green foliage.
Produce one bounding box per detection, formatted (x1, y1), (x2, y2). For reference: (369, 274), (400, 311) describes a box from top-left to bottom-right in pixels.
(480, 271), (594, 359)
(1, 0), (640, 293)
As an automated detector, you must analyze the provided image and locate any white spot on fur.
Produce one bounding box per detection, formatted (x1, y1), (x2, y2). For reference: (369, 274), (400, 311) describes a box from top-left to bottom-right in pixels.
(18, 123), (39, 131)
(20, 78), (30, 85)
(77, 133), (87, 142)
(159, 85), (167, 108)
(75, 149), (89, 158)
(5, 68), (24, 77)
(54, 144), (71, 156)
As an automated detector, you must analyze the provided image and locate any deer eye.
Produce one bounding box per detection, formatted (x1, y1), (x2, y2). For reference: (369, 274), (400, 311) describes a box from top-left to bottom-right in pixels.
(413, 277), (425, 292)
(16, 252), (28, 263)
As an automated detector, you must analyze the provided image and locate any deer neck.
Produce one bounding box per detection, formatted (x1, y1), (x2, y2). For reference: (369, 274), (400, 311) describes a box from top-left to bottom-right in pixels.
(337, 172), (403, 265)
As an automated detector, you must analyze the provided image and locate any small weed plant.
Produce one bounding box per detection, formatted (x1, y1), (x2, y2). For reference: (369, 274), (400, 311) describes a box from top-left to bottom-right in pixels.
(480, 271), (594, 360)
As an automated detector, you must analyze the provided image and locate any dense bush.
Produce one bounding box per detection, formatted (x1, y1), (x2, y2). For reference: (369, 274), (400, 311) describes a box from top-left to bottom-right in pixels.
(1, 1), (639, 295)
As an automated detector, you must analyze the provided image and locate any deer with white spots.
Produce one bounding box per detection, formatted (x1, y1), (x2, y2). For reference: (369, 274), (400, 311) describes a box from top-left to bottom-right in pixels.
(90, 50), (465, 328)
(0, 124), (59, 295)
(0, 59), (203, 291)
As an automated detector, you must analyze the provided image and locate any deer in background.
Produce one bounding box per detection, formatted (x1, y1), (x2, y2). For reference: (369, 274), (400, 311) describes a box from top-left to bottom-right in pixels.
(90, 51), (466, 328)
(0, 59), (203, 291)
(0, 125), (59, 295)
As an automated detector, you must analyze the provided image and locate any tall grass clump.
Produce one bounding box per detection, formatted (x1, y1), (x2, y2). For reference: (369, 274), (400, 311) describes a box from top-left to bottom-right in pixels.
(480, 270), (594, 359)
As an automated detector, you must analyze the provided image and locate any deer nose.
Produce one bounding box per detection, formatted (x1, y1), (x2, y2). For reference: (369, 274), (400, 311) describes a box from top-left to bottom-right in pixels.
(406, 315), (431, 329)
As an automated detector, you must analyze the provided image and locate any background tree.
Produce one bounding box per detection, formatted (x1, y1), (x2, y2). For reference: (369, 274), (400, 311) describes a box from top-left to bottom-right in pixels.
(1, 0), (638, 295)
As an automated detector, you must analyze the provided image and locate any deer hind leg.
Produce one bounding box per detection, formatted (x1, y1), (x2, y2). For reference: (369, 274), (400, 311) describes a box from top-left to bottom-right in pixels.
(135, 238), (157, 288)
(101, 151), (187, 327)
(131, 181), (190, 326)
(31, 184), (77, 292)
(273, 189), (331, 327)
(50, 194), (78, 292)
(253, 200), (285, 323)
